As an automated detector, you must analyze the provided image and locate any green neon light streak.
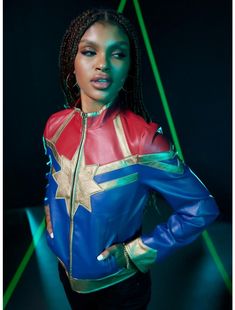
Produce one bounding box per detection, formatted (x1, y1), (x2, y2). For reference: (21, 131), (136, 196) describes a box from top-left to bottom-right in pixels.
(3, 1), (127, 307)
(133, 0), (231, 294)
(132, 0), (184, 161)
(3, 217), (46, 309)
(3, 2), (128, 306)
(3, 1), (230, 306)
(117, 0), (127, 13)
(202, 230), (232, 293)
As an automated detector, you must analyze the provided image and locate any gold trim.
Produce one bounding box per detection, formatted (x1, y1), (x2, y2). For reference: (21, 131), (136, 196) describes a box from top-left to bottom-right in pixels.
(69, 267), (137, 294)
(75, 101), (113, 117)
(50, 110), (75, 144)
(45, 140), (182, 216)
(138, 150), (175, 163)
(140, 160), (184, 174)
(138, 152), (184, 174)
(45, 139), (61, 166)
(125, 237), (157, 273)
(99, 172), (138, 191)
(113, 115), (131, 157)
(96, 155), (138, 175)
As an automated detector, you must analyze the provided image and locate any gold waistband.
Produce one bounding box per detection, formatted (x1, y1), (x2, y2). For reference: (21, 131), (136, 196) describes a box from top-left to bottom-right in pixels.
(59, 259), (138, 294)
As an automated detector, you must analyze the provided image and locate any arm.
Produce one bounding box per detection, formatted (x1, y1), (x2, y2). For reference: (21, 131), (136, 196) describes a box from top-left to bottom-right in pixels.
(125, 125), (219, 272)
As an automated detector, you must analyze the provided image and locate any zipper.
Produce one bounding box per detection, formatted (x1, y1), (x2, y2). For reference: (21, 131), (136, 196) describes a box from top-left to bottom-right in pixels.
(69, 112), (88, 277)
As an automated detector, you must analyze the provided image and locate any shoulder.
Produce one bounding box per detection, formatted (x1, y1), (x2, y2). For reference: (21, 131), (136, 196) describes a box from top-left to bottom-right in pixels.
(46, 108), (74, 125)
(140, 121), (170, 154)
(120, 110), (170, 154)
(43, 108), (74, 138)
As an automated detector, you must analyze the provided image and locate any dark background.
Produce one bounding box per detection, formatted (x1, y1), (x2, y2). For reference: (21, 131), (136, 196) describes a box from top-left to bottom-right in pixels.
(3, 0), (232, 309)
(4, 0), (231, 219)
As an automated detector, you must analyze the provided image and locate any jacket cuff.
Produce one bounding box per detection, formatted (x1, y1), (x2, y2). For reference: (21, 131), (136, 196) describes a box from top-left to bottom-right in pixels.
(125, 237), (157, 273)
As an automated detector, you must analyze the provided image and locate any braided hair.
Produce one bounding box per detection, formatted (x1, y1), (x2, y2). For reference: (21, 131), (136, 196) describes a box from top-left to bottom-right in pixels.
(59, 8), (160, 210)
(59, 8), (151, 122)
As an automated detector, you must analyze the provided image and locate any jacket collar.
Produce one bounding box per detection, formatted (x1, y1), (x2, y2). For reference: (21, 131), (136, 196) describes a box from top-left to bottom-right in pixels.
(74, 100), (113, 118)
(73, 99), (121, 129)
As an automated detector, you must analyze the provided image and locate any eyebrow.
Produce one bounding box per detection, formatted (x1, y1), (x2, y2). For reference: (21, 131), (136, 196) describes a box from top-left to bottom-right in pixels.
(79, 40), (129, 48)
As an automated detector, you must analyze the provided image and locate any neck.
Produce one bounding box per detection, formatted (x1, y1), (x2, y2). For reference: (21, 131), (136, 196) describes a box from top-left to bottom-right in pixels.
(80, 95), (117, 113)
(81, 101), (105, 113)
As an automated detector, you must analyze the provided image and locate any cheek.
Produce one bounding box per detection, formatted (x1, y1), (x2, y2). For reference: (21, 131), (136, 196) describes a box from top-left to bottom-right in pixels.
(74, 60), (91, 86)
(74, 59), (85, 75)
(121, 60), (130, 79)
(114, 60), (128, 75)
(116, 66), (129, 86)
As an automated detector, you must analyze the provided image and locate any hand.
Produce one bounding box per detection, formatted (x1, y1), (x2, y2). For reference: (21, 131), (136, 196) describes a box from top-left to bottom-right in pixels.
(44, 205), (54, 238)
(97, 244), (127, 268)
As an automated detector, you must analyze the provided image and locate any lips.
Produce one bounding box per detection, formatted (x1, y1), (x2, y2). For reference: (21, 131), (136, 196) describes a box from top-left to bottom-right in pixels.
(91, 75), (112, 90)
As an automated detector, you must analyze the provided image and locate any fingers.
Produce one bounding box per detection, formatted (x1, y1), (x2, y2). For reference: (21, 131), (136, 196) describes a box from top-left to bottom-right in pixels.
(97, 244), (127, 268)
(44, 205), (54, 238)
(97, 245), (116, 261)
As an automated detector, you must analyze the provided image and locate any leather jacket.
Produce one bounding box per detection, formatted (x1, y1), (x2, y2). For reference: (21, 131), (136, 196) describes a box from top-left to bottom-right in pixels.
(43, 102), (219, 293)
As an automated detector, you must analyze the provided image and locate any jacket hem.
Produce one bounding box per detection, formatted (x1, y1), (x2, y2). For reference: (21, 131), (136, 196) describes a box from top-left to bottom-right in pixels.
(58, 259), (138, 293)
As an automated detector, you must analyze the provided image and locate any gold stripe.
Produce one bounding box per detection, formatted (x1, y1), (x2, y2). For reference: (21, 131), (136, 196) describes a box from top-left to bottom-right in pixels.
(96, 155), (138, 175)
(96, 150), (182, 176)
(113, 115), (131, 157)
(125, 237), (157, 273)
(99, 173), (138, 191)
(140, 162), (184, 174)
(51, 110), (75, 144)
(138, 151), (184, 174)
(138, 150), (175, 163)
(69, 266), (137, 293)
(139, 160), (184, 174)
(45, 139), (61, 165)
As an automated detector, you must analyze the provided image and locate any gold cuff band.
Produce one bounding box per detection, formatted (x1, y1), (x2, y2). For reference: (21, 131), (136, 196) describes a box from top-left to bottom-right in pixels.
(123, 243), (131, 269)
(125, 237), (157, 273)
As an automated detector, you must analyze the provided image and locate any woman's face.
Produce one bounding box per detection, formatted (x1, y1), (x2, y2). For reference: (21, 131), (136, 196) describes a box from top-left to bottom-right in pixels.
(74, 21), (130, 110)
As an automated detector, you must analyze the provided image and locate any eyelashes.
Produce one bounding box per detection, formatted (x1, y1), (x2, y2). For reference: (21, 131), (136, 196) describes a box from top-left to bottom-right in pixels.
(112, 52), (126, 59)
(81, 50), (96, 57)
(80, 49), (127, 59)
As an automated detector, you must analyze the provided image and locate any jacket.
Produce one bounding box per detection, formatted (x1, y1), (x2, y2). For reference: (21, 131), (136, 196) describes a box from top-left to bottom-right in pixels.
(43, 102), (219, 293)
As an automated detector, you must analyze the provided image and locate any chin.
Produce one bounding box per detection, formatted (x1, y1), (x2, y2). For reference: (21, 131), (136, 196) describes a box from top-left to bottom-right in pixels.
(95, 96), (114, 105)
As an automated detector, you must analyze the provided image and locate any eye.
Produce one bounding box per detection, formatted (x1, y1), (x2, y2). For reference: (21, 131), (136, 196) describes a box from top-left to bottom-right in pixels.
(112, 51), (127, 59)
(80, 50), (96, 57)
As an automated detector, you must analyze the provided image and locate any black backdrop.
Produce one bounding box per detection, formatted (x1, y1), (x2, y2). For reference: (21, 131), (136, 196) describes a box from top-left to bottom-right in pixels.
(4, 0), (231, 221)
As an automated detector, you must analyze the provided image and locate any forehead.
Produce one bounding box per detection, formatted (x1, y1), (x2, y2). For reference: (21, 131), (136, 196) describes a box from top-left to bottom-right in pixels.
(80, 21), (130, 46)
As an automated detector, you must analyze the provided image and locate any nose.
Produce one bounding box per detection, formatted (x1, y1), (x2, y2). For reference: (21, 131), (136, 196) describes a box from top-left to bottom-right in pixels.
(96, 63), (110, 72)
(96, 54), (110, 72)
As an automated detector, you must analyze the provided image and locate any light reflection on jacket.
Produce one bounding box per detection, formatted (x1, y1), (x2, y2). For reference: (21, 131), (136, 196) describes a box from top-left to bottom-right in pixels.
(43, 102), (219, 293)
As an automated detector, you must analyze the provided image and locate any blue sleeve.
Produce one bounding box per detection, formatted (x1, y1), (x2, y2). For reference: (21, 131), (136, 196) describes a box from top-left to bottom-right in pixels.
(125, 127), (219, 271)
(138, 149), (219, 262)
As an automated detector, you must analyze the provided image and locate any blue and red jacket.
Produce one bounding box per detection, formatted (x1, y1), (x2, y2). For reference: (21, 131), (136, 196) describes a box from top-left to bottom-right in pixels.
(43, 102), (219, 293)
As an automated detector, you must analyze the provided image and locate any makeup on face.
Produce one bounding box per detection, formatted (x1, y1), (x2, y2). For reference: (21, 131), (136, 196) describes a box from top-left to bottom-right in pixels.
(74, 22), (130, 113)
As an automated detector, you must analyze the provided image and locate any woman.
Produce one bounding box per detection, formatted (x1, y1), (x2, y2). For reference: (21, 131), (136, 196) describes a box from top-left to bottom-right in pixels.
(43, 8), (219, 309)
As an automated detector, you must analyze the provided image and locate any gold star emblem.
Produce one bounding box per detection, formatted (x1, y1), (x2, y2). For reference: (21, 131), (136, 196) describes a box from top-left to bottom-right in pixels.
(46, 138), (138, 218)
(52, 149), (103, 217)
(72, 154), (102, 216)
